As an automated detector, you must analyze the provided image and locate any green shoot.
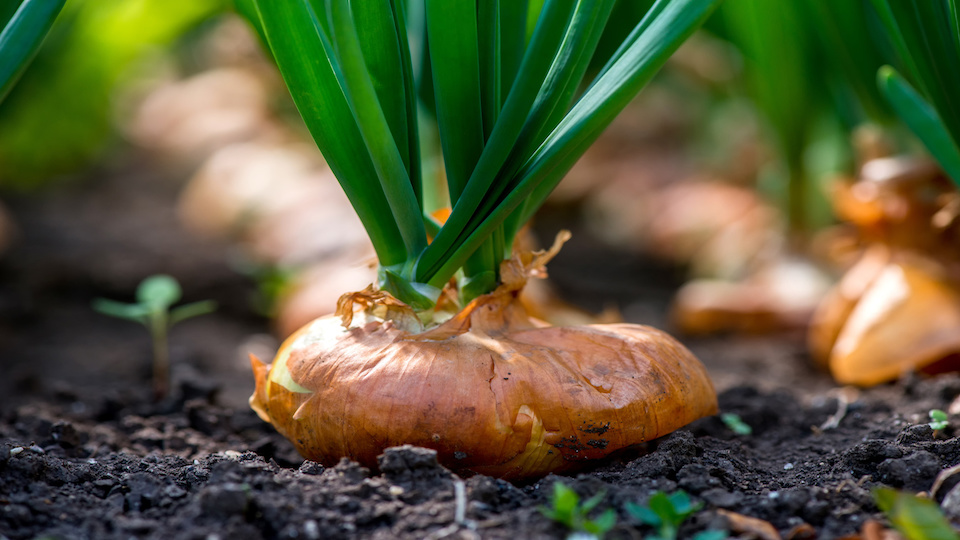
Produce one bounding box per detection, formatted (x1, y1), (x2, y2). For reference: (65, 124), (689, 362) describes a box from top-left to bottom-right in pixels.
(0, 0), (65, 103)
(626, 490), (725, 540)
(873, 488), (959, 540)
(929, 410), (949, 432)
(871, 0), (960, 187)
(243, 0), (722, 312)
(538, 482), (616, 540)
(93, 275), (216, 400)
(720, 413), (752, 436)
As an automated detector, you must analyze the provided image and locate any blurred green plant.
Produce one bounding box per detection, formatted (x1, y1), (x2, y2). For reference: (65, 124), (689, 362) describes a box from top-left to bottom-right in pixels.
(709, 0), (897, 236)
(871, 0), (960, 188)
(625, 490), (725, 540)
(720, 413), (752, 436)
(929, 410), (949, 432)
(539, 482), (616, 540)
(873, 488), (959, 540)
(0, 0), (66, 103)
(93, 275), (216, 400)
(0, 0), (226, 188)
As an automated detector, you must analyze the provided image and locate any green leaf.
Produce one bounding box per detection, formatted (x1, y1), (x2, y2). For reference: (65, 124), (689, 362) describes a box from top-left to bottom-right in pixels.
(92, 299), (150, 325)
(878, 66), (960, 187)
(169, 300), (218, 326)
(379, 267), (441, 312)
(425, 0), (484, 205)
(805, 0), (893, 125)
(586, 508), (617, 536)
(581, 490), (607, 514)
(416, 0), (613, 285)
(648, 492), (681, 525)
(136, 275), (182, 310)
(327, 0), (426, 259)
(252, 0), (409, 267)
(721, 413), (753, 436)
(497, 0), (528, 108)
(0, 0), (66, 103)
(551, 482), (580, 517)
(873, 488), (960, 540)
(870, 0), (960, 149)
(423, 0), (721, 289)
(349, 0), (413, 181)
(625, 501), (662, 526)
(477, 1), (501, 140)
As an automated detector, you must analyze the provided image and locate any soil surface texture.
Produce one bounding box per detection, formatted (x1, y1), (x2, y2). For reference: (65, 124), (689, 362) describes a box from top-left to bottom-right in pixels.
(3, 156), (960, 539)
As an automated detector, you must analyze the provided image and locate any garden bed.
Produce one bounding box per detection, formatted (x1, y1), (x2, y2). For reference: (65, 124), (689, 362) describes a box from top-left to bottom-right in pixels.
(2, 155), (958, 539)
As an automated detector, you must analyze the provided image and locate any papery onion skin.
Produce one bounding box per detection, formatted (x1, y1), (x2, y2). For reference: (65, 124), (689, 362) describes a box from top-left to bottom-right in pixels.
(250, 288), (717, 480)
(809, 253), (960, 386)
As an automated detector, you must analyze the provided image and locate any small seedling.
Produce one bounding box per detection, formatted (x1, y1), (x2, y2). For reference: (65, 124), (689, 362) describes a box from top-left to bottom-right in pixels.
(94, 275), (216, 400)
(539, 482), (616, 540)
(929, 410), (949, 432)
(874, 487), (959, 540)
(721, 413), (753, 436)
(626, 490), (726, 540)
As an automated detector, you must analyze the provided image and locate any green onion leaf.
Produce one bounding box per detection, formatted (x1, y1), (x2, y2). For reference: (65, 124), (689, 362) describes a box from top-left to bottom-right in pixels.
(424, 0), (721, 288)
(878, 65), (960, 187)
(425, 0), (485, 204)
(328, 0), (427, 258)
(0, 0), (66, 103)
(251, 0), (410, 267)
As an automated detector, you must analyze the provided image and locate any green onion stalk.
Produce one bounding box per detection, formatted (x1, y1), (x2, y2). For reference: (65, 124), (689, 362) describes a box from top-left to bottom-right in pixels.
(241, 0), (722, 314)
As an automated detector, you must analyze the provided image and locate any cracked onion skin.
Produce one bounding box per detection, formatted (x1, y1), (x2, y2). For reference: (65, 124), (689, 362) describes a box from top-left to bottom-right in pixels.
(250, 281), (717, 480)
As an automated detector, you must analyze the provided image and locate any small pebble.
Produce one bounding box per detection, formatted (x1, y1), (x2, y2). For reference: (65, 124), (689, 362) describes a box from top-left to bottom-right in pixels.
(784, 463), (794, 470)
(304, 520), (320, 540)
(9, 447), (23, 456)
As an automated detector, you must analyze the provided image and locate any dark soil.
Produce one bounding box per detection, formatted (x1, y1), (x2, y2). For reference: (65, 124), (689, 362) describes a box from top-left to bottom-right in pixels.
(3, 153), (960, 539)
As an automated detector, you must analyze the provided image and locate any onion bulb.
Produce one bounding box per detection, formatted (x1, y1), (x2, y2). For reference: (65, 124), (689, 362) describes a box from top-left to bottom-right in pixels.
(809, 157), (960, 385)
(809, 249), (960, 386)
(250, 239), (717, 480)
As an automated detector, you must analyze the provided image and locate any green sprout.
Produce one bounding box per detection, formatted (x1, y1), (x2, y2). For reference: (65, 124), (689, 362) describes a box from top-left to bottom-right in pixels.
(874, 488), (959, 540)
(720, 413), (753, 436)
(93, 275), (216, 399)
(539, 482), (616, 540)
(626, 490), (726, 540)
(929, 409), (949, 432)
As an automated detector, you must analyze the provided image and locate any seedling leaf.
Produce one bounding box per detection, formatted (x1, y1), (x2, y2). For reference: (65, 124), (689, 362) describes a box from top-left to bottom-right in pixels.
(929, 409), (950, 431)
(136, 274), (182, 310)
(626, 490), (703, 540)
(94, 275), (215, 400)
(587, 509), (617, 536)
(169, 300), (218, 326)
(721, 413), (753, 436)
(539, 482), (616, 539)
(873, 488), (959, 540)
(91, 298), (149, 324)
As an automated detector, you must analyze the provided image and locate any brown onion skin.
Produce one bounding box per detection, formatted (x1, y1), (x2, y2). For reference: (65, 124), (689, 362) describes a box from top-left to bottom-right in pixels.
(809, 251), (960, 386)
(251, 287), (717, 480)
